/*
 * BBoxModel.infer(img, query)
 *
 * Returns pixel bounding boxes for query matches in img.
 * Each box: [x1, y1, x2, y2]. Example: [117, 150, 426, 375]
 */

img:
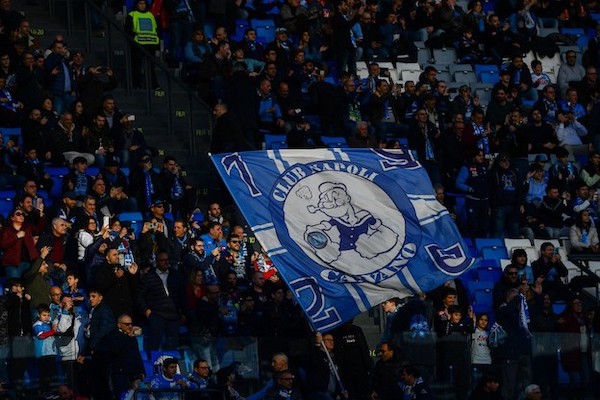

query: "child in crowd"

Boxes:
[471, 313, 492, 385]
[32, 303, 57, 392]
[530, 60, 551, 97]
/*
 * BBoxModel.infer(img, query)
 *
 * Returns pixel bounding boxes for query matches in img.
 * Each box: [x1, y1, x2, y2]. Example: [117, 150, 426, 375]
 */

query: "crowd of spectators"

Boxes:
[2, 0, 600, 399]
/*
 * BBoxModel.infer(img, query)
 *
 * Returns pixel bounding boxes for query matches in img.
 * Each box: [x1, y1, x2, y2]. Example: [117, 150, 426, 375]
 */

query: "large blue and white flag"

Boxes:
[211, 148, 477, 331]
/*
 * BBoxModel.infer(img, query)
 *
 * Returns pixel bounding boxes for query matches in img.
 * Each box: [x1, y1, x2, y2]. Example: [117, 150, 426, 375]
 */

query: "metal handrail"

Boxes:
[56, 0, 212, 156]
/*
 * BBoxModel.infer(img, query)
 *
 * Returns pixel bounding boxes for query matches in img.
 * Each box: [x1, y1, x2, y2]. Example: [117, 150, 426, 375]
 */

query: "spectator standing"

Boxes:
[125, 0, 160, 90]
[54, 295, 85, 392]
[86, 288, 115, 400]
[32, 303, 57, 392]
[331, 0, 363, 77]
[104, 313, 146, 400]
[136, 251, 186, 350]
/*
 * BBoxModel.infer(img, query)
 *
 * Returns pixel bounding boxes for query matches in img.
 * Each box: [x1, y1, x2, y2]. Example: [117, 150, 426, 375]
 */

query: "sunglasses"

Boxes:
[14, 212, 24, 217]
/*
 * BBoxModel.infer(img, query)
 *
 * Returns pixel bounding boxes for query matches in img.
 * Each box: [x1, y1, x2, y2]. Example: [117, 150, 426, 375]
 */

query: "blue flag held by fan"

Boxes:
[211, 148, 477, 331]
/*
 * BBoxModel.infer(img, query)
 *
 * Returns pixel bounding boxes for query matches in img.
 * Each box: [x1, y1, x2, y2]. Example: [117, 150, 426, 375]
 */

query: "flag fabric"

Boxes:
[211, 148, 477, 331]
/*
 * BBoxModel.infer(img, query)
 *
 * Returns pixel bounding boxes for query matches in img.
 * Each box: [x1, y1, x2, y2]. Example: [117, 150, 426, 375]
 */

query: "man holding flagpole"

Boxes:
[305, 332, 348, 400]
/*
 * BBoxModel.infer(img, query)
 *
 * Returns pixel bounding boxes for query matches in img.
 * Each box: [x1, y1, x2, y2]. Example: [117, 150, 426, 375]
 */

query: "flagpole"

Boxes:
[318, 334, 346, 396]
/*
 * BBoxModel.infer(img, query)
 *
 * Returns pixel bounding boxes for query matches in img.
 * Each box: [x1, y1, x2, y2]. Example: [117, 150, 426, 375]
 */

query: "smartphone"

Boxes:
[103, 216, 110, 228]
[554, 248, 559, 255]
[323, 8, 330, 18]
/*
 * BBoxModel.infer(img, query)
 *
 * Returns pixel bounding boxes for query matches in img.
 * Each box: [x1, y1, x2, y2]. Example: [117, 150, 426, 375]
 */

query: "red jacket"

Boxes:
[557, 310, 590, 372]
[0, 224, 39, 266]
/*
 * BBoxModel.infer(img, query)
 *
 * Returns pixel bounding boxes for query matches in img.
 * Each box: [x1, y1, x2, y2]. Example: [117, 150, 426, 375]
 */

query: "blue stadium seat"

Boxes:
[476, 264, 503, 282]
[479, 70, 500, 84]
[0, 190, 14, 199]
[474, 64, 498, 77]
[252, 18, 276, 30]
[472, 286, 493, 313]
[46, 166, 69, 176]
[50, 177, 63, 198]
[87, 166, 100, 178]
[203, 21, 216, 39]
[466, 280, 494, 298]
[320, 136, 349, 148]
[474, 238, 504, 254]
[552, 300, 567, 314]
[231, 19, 251, 42]
[264, 134, 288, 150]
[256, 25, 275, 43]
[119, 212, 144, 234]
[121, 167, 130, 177]
[481, 246, 509, 260]
[0, 198, 13, 217]
[560, 27, 585, 37]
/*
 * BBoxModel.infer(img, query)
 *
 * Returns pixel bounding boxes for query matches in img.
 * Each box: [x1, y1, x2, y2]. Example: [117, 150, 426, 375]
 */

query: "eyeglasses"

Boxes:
[14, 212, 24, 217]
[119, 322, 133, 326]
[230, 240, 241, 244]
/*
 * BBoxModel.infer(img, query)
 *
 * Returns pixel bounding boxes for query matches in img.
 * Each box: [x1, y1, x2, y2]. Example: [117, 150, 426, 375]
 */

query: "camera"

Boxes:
[148, 222, 158, 230]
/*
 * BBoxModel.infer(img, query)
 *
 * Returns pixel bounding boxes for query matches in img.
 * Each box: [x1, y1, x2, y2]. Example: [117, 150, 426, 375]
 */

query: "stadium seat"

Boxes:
[400, 69, 423, 83]
[256, 25, 275, 43]
[46, 166, 69, 176]
[320, 136, 349, 148]
[452, 70, 476, 83]
[533, 238, 561, 250]
[552, 300, 567, 315]
[49, 177, 63, 198]
[472, 286, 494, 313]
[449, 64, 473, 75]
[252, 18, 276, 30]
[87, 166, 100, 177]
[119, 212, 144, 234]
[0, 190, 14, 199]
[560, 27, 586, 37]
[433, 48, 458, 65]
[479, 70, 499, 84]
[476, 265, 503, 282]
[504, 238, 533, 252]
[264, 134, 288, 150]
[436, 71, 451, 83]
[474, 64, 498, 77]
[0, 198, 12, 217]
[467, 281, 494, 306]
[500, 259, 511, 269]
[481, 246, 509, 260]
[474, 89, 492, 106]
[474, 238, 504, 254]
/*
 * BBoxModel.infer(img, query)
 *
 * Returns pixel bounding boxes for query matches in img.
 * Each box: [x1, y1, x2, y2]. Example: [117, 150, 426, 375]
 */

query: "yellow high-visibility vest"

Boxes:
[129, 10, 159, 45]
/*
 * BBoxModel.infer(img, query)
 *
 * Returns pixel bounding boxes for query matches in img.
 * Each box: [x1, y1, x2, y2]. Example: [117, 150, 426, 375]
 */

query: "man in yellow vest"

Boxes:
[125, 0, 161, 90]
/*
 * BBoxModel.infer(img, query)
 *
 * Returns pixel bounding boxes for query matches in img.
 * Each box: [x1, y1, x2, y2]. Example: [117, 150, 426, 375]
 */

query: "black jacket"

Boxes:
[136, 268, 185, 321]
[95, 262, 139, 318]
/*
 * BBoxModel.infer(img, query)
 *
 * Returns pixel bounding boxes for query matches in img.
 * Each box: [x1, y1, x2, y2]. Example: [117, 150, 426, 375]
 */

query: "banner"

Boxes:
[211, 149, 477, 331]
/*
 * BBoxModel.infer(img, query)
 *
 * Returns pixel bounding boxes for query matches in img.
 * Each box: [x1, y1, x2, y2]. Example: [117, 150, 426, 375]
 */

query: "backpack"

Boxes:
[488, 322, 507, 348]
